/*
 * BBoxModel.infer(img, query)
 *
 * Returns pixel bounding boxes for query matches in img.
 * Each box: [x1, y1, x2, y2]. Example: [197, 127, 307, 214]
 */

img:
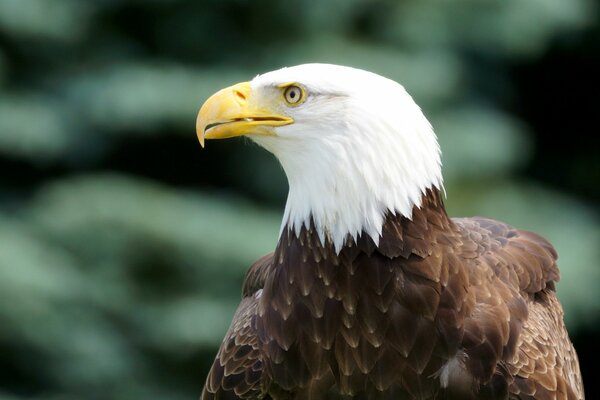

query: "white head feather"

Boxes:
[249, 64, 443, 252]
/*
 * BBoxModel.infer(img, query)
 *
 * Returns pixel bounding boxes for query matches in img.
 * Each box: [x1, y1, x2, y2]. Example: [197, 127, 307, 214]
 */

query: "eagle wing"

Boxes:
[201, 253, 274, 400]
[455, 217, 583, 400]
[507, 294, 584, 400]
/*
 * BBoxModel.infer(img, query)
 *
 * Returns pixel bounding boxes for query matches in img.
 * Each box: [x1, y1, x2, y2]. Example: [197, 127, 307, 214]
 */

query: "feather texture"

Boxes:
[200, 189, 583, 399]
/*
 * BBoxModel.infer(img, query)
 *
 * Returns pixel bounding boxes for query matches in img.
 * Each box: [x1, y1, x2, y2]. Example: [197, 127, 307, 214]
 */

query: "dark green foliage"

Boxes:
[0, 0, 597, 398]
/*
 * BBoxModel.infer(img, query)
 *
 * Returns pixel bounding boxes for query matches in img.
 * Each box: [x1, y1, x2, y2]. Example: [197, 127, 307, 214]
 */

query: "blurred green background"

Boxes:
[0, 0, 598, 399]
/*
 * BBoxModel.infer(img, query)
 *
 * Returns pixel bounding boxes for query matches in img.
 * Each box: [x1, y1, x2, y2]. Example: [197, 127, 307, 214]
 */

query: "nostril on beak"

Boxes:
[234, 90, 246, 101]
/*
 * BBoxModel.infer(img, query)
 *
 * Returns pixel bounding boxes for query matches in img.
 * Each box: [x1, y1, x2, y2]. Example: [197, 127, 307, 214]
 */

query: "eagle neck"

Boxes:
[265, 114, 444, 253]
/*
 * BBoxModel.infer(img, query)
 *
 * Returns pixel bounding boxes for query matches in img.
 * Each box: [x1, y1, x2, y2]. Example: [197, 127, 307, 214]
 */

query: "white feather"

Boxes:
[250, 64, 443, 252]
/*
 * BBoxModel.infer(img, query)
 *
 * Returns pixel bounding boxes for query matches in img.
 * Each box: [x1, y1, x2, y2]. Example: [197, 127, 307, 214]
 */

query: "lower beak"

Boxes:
[195, 81, 293, 147]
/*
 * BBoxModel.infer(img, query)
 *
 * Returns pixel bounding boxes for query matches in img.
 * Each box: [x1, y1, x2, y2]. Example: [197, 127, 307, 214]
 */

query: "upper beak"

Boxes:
[196, 81, 293, 147]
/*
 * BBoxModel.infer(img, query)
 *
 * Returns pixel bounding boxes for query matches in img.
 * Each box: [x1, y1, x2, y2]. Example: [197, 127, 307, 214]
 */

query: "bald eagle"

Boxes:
[195, 64, 584, 399]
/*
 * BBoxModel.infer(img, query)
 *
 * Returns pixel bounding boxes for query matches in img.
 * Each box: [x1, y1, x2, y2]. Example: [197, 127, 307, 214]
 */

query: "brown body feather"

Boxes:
[201, 189, 583, 399]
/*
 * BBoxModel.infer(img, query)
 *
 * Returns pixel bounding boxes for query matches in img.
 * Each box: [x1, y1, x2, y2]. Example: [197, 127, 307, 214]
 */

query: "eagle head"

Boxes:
[197, 64, 443, 251]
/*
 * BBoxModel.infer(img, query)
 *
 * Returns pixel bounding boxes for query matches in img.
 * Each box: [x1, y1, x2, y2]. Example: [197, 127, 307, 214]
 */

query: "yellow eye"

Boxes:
[283, 85, 303, 105]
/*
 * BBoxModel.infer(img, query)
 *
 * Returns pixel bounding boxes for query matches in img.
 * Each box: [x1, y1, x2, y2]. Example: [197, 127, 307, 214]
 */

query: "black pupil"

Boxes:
[289, 90, 296, 98]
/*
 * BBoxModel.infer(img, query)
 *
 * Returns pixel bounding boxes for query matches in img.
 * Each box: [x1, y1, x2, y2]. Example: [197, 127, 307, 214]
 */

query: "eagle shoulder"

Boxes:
[453, 216, 560, 297]
[201, 253, 275, 400]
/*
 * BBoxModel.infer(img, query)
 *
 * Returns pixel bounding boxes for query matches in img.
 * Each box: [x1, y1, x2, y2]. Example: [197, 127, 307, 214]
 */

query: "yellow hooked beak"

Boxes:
[196, 82, 293, 147]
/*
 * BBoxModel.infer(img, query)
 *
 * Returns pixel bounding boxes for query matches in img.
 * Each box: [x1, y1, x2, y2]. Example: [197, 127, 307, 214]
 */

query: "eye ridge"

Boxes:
[283, 85, 304, 105]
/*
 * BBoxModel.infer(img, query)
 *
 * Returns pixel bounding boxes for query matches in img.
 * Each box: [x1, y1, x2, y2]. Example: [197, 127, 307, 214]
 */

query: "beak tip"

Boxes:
[196, 111, 206, 148]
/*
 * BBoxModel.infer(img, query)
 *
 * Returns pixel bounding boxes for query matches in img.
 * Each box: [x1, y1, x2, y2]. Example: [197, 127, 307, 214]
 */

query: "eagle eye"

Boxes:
[283, 85, 304, 105]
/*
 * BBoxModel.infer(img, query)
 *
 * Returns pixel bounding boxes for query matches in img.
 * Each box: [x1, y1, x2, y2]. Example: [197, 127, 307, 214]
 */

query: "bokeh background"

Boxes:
[0, 0, 598, 399]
